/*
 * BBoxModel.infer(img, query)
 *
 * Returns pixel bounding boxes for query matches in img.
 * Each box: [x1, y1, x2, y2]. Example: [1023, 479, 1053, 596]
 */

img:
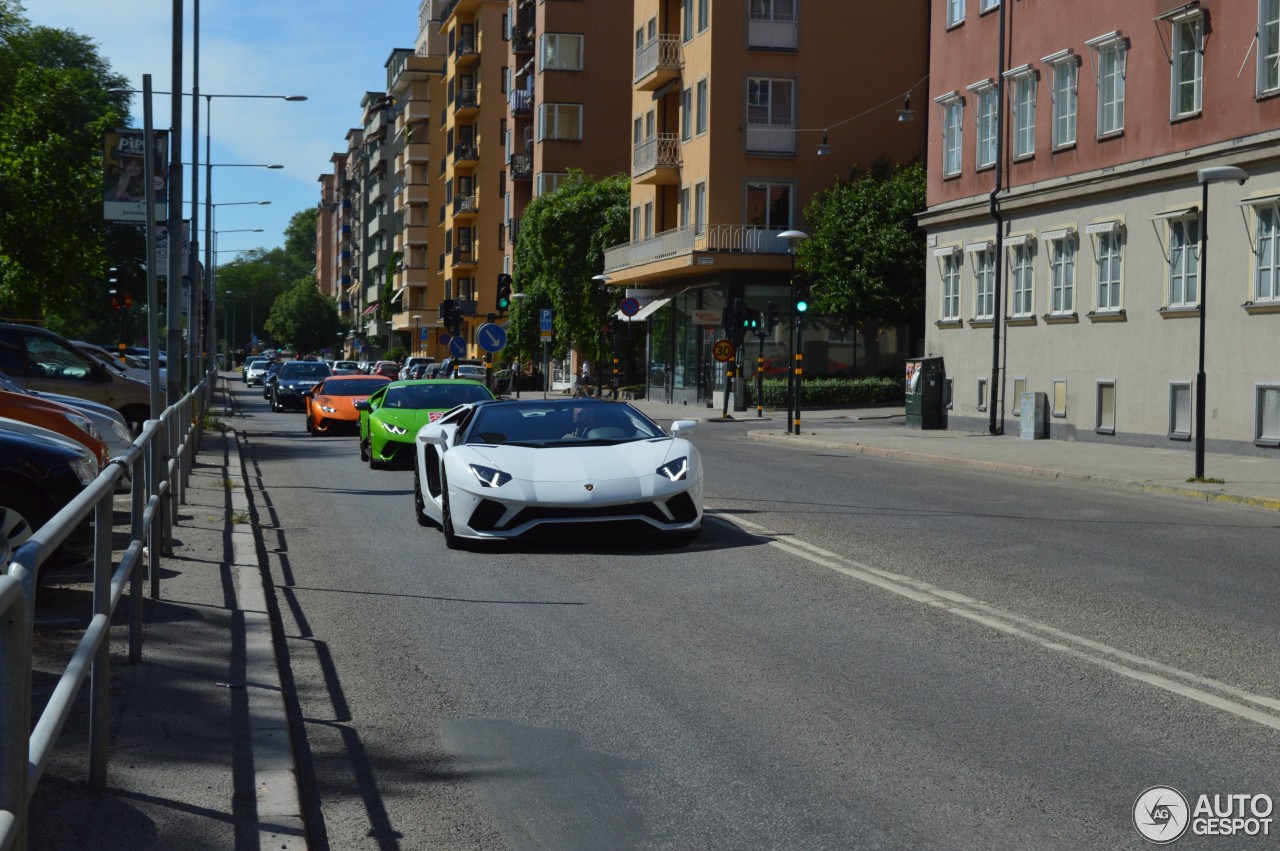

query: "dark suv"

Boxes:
[270, 361, 332, 411]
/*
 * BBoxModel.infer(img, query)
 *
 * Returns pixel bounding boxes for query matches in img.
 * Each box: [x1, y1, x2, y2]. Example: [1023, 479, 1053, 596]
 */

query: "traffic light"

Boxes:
[764, 301, 779, 334]
[742, 307, 761, 333]
[794, 275, 811, 314]
[439, 299, 459, 334]
[496, 273, 513, 313]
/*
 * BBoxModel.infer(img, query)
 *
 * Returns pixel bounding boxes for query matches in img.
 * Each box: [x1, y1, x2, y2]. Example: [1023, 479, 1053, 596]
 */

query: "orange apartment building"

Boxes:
[920, 0, 1280, 455]
[603, 0, 929, 405]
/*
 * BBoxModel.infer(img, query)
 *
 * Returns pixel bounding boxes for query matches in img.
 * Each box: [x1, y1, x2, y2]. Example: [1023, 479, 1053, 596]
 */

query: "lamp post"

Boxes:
[778, 230, 809, 434]
[413, 315, 421, 357]
[1193, 165, 1249, 479]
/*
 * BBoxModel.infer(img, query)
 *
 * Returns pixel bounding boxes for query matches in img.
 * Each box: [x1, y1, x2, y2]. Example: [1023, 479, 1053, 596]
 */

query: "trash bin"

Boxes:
[905, 357, 946, 430]
[1019, 391, 1048, 439]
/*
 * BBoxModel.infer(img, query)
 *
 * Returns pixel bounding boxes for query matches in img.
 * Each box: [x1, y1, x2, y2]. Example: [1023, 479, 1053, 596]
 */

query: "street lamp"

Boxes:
[413, 315, 421, 357]
[1194, 165, 1249, 479]
[778, 230, 809, 434]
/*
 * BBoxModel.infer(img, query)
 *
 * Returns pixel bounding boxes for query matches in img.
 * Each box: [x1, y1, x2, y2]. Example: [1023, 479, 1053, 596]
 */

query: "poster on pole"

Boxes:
[103, 129, 168, 223]
[154, 221, 189, 279]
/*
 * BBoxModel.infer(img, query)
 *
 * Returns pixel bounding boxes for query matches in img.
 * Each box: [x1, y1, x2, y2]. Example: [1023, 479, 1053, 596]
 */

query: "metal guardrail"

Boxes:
[0, 376, 212, 851]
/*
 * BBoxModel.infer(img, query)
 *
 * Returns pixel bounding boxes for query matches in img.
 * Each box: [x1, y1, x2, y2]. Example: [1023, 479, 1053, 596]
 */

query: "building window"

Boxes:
[947, 0, 965, 28]
[1095, 228, 1123, 310]
[696, 78, 708, 135]
[1088, 33, 1127, 136]
[537, 104, 583, 141]
[746, 78, 795, 154]
[1257, 385, 1280, 444]
[745, 182, 792, 229]
[943, 378, 954, 409]
[977, 377, 988, 412]
[681, 87, 693, 141]
[540, 34, 583, 71]
[1169, 12, 1204, 118]
[1010, 243, 1035, 317]
[1260, 0, 1280, 96]
[1048, 232, 1076, 313]
[1012, 377, 1026, 415]
[644, 201, 654, 238]
[972, 83, 997, 169]
[535, 172, 569, 196]
[632, 207, 641, 240]
[1170, 382, 1192, 438]
[680, 186, 690, 228]
[645, 109, 655, 139]
[694, 181, 706, 233]
[1096, 381, 1116, 434]
[1052, 379, 1067, 417]
[1254, 201, 1280, 301]
[1167, 215, 1200, 308]
[980, 0, 999, 11]
[941, 254, 961, 321]
[937, 94, 963, 177]
[698, 0, 709, 32]
[1047, 52, 1078, 148]
[973, 247, 995, 320]
[684, 0, 694, 41]
[1006, 67, 1037, 159]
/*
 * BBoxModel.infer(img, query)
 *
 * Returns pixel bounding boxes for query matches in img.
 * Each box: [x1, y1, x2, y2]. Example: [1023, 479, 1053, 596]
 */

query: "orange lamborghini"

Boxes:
[303, 374, 391, 435]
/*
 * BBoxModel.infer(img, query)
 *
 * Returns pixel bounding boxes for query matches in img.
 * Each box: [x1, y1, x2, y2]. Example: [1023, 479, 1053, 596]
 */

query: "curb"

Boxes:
[746, 431, 1280, 513]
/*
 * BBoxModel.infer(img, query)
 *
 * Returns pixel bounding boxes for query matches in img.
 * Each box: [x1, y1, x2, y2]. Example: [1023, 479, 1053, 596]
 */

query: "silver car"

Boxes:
[244, 358, 271, 386]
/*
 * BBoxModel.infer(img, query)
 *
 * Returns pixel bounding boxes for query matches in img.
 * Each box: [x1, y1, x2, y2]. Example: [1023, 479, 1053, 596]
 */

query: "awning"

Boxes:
[390, 287, 405, 304]
[361, 301, 380, 317]
[614, 284, 689, 322]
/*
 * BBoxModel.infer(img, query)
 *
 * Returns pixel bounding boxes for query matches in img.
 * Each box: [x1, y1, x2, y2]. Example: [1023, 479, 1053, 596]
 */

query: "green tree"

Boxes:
[263, 277, 343, 354]
[508, 170, 629, 364]
[216, 247, 299, 347]
[799, 159, 927, 327]
[0, 2, 130, 332]
[283, 206, 317, 272]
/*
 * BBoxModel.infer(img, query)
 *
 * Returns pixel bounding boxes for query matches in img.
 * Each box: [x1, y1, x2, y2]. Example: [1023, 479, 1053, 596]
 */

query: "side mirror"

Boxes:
[670, 419, 698, 437]
[353, 399, 370, 412]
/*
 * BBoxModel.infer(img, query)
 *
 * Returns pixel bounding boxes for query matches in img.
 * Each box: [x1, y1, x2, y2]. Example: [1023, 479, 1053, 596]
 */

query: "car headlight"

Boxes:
[65, 412, 101, 441]
[468, 464, 512, 488]
[656, 456, 689, 481]
[110, 420, 132, 442]
[320, 404, 337, 414]
[70, 456, 98, 485]
[381, 421, 408, 435]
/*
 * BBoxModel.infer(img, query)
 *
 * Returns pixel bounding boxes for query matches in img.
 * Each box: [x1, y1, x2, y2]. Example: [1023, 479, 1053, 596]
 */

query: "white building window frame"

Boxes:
[1044, 228, 1077, 315]
[935, 246, 962, 322]
[977, 376, 988, 412]
[967, 80, 997, 170]
[1052, 378, 1068, 418]
[1009, 239, 1035, 317]
[1086, 32, 1128, 138]
[540, 33, 584, 71]
[1043, 49, 1078, 150]
[1249, 198, 1280, 302]
[1012, 377, 1026, 417]
[1003, 65, 1038, 160]
[537, 103, 583, 142]
[1169, 381, 1193, 439]
[1096, 380, 1116, 434]
[935, 92, 964, 178]
[1256, 384, 1280, 445]
[967, 241, 995, 320]
[1165, 9, 1205, 119]
[1259, 0, 1280, 97]
[1166, 213, 1200, 308]
[696, 78, 709, 136]
[1086, 221, 1125, 312]
[947, 0, 965, 29]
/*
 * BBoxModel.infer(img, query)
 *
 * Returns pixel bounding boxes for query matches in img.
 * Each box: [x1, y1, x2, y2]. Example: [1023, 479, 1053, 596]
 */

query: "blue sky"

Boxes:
[27, 0, 418, 262]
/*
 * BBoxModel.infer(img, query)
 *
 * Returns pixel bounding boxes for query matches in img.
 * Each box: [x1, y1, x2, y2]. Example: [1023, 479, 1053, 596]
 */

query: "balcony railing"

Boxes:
[509, 152, 532, 180]
[507, 217, 522, 244]
[455, 38, 476, 62]
[634, 34, 682, 83]
[455, 88, 478, 113]
[509, 89, 533, 116]
[453, 194, 477, 215]
[748, 11, 799, 49]
[744, 120, 797, 154]
[451, 245, 475, 266]
[603, 224, 794, 273]
[453, 142, 478, 164]
[633, 133, 682, 176]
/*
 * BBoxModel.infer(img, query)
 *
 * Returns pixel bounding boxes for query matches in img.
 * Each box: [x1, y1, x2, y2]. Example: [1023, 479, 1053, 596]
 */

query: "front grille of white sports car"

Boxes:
[470, 499, 680, 532]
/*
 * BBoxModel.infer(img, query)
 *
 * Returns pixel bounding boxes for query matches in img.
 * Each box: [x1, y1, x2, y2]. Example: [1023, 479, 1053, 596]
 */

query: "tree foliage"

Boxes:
[263, 277, 343, 354]
[0, 1, 131, 333]
[798, 160, 926, 326]
[507, 170, 629, 363]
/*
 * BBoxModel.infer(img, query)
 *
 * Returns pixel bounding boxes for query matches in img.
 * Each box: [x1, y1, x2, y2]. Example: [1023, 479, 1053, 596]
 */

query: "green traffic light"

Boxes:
[796, 296, 809, 313]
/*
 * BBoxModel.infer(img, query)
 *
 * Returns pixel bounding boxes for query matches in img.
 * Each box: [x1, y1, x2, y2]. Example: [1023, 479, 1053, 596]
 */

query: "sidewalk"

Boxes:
[629, 398, 1280, 512]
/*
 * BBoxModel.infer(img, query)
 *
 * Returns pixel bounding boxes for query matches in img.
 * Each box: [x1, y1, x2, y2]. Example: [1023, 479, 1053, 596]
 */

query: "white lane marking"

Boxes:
[712, 514, 1280, 732]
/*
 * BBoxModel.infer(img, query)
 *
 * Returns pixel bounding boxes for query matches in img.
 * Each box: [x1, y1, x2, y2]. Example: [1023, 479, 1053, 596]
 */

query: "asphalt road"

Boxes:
[231, 381, 1280, 850]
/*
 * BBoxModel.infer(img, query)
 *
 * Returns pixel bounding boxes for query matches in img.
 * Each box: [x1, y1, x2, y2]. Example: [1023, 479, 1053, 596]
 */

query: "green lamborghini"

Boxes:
[356, 379, 495, 467]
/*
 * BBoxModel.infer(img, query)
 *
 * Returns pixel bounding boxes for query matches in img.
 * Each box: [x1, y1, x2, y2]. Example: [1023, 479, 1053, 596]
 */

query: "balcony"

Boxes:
[603, 224, 793, 274]
[634, 35, 682, 90]
[633, 133, 682, 185]
[507, 217, 521, 244]
[454, 36, 477, 67]
[509, 89, 533, 117]
[454, 88, 479, 117]
[404, 142, 430, 164]
[404, 99, 432, 124]
[509, 152, 532, 180]
[453, 142, 478, 166]
[744, 121, 797, 155]
[451, 245, 476, 267]
[748, 10, 799, 50]
[453, 193, 478, 218]
[404, 183, 429, 205]
[403, 224, 429, 246]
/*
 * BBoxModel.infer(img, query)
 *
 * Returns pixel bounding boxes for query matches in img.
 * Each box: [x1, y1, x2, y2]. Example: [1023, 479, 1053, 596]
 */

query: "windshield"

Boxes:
[382, 382, 492, 410]
[318, 378, 387, 397]
[466, 401, 666, 447]
[280, 363, 331, 380]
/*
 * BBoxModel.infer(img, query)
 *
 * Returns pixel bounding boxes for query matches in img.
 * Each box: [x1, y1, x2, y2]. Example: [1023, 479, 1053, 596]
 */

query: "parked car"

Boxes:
[73, 341, 167, 385]
[331, 360, 360, 375]
[303, 375, 391, 435]
[372, 361, 400, 379]
[243, 357, 271, 385]
[261, 362, 285, 400]
[269, 360, 332, 412]
[0, 389, 109, 470]
[356, 379, 495, 468]
[454, 364, 488, 382]
[411, 398, 703, 548]
[0, 419, 98, 562]
[398, 356, 436, 380]
[0, 322, 154, 432]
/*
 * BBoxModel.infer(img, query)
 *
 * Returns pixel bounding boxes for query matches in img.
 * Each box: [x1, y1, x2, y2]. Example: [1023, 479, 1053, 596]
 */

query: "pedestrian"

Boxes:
[576, 359, 591, 397]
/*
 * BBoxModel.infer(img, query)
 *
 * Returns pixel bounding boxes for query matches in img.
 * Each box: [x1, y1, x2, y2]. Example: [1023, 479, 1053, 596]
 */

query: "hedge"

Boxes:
[744, 376, 903, 408]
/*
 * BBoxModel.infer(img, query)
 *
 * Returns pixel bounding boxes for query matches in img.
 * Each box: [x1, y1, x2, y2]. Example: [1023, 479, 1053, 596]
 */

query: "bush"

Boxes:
[744, 376, 902, 408]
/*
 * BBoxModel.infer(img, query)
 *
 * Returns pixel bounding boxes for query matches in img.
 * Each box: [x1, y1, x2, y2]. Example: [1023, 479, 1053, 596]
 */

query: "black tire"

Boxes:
[359, 437, 370, 462]
[0, 484, 44, 550]
[441, 470, 462, 549]
[306, 414, 317, 436]
[413, 464, 432, 527]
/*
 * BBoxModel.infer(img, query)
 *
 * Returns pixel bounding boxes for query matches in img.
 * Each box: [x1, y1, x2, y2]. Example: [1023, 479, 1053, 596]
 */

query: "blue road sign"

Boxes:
[476, 322, 507, 353]
[620, 297, 640, 317]
[448, 336, 467, 358]
[539, 308, 553, 332]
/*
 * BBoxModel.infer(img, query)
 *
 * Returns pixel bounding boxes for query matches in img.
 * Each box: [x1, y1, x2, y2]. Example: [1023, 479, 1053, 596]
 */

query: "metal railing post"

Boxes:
[0, 575, 29, 850]
[88, 486, 114, 789]
[129, 451, 145, 663]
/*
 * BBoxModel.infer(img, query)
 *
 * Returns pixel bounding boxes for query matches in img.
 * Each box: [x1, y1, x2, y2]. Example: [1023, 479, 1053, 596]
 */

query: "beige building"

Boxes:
[920, 0, 1280, 455]
[604, 0, 929, 404]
